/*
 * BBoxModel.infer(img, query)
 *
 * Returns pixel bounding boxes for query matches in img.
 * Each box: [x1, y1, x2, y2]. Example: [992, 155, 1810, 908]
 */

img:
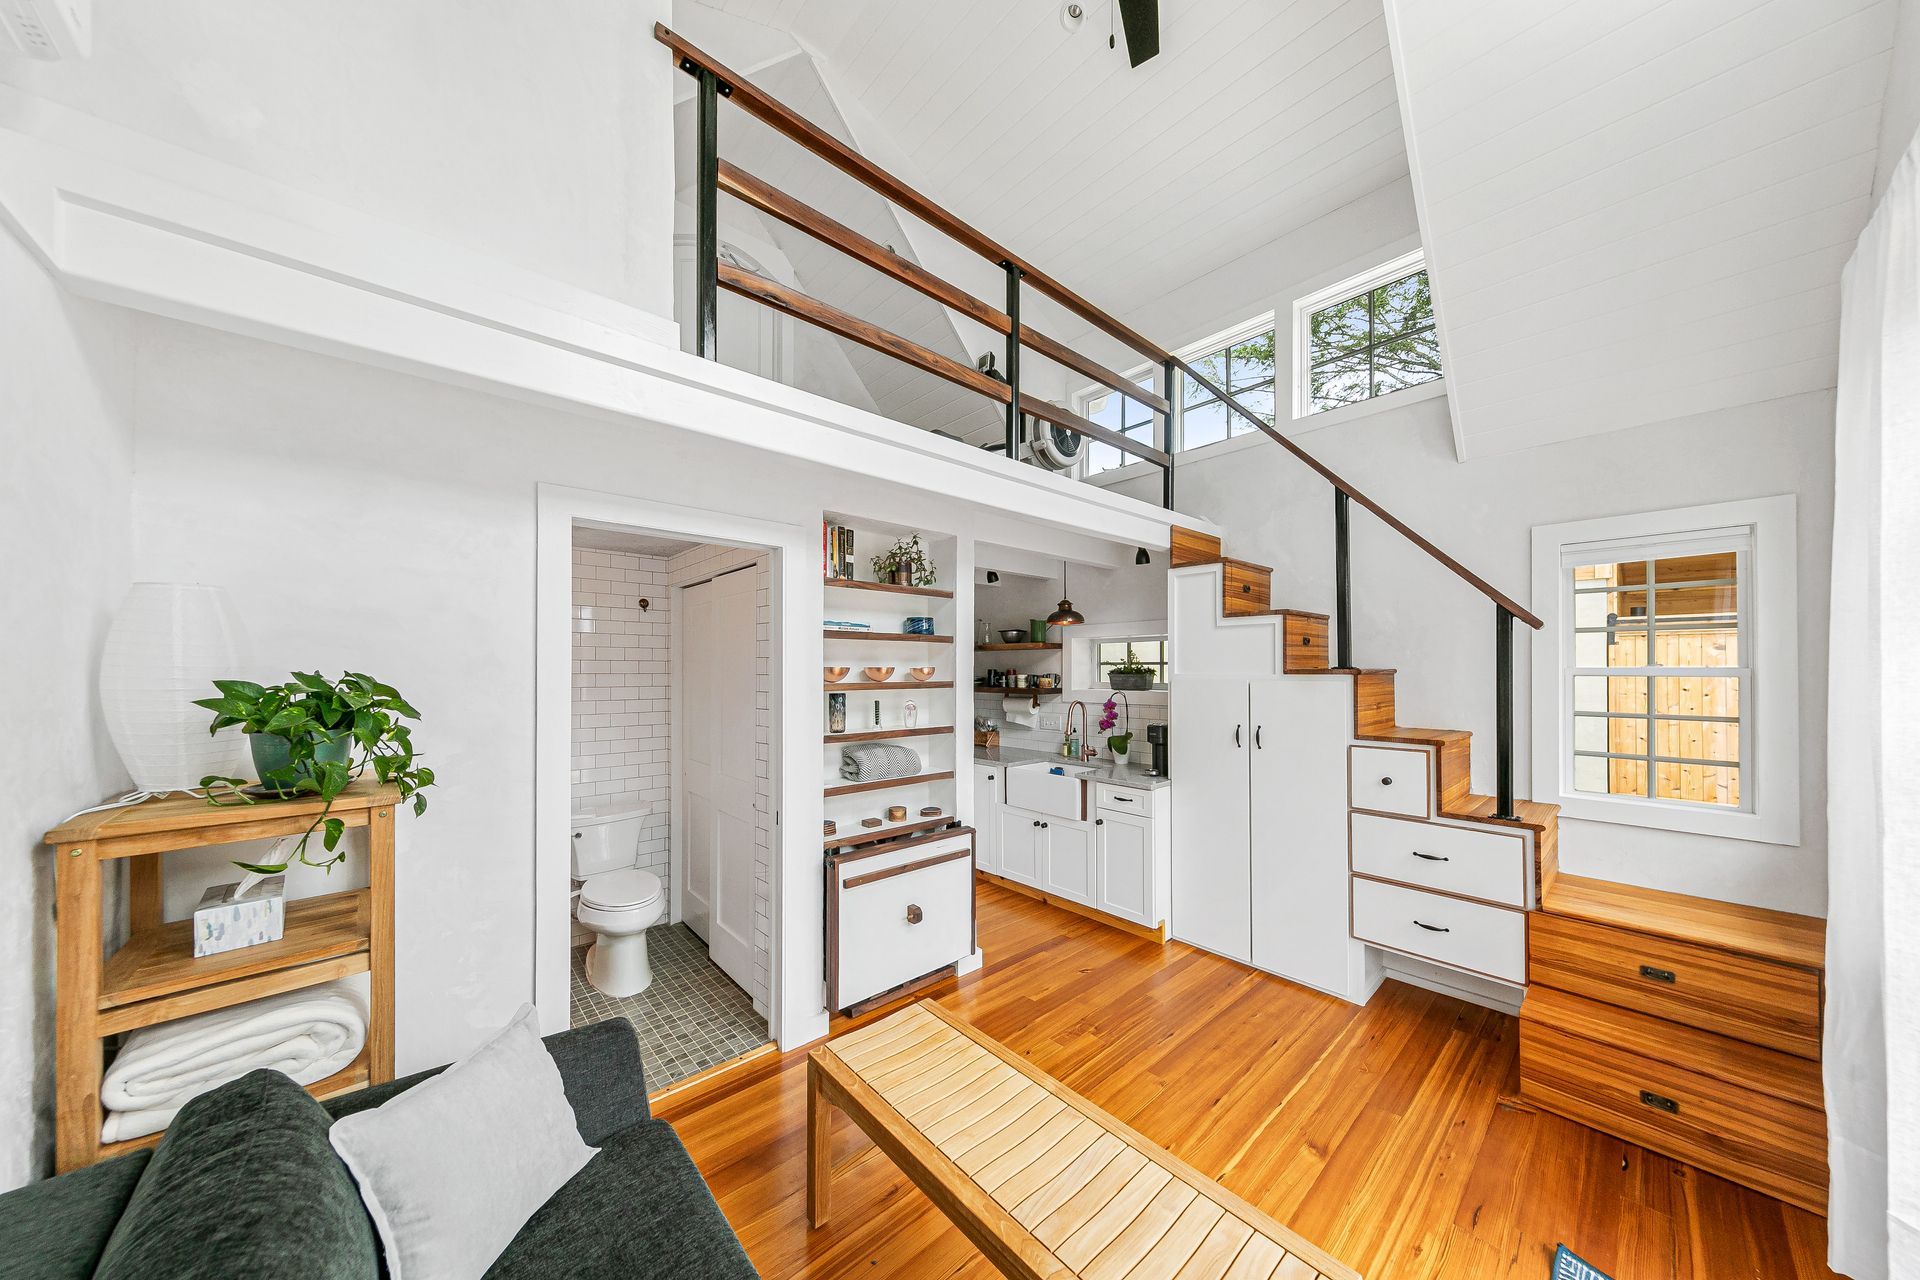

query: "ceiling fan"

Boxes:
[1065, 1, 1160, 68]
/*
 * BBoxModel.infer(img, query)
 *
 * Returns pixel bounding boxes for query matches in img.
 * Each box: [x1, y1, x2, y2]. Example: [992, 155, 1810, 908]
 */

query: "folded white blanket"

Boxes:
[101, 981, 368, 1142]
[840, 743, 921, 782]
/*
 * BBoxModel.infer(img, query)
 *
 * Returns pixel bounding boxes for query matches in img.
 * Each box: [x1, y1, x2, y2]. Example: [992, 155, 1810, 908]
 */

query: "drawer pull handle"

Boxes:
[1234, 724, 1242, 747]
[1410, 851, 1450, 862]
[905, 904, 923, 925]
[1413, 919, 1450, 933]
[1638, 964, 1677, 984]
[1639, 1090, 1679, 1114]
[1255, 725, 1263, 749]
[1380, 776, 1394, 786]
[1114, 795, 1135, 802]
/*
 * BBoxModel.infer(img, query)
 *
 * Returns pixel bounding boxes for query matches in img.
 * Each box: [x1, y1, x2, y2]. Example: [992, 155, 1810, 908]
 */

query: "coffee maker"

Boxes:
[1146, 722, 1169, 777]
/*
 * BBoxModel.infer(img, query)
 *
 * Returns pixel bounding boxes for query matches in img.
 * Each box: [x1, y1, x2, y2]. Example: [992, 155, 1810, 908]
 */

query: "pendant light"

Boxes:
[1046, 566, 1085, 626]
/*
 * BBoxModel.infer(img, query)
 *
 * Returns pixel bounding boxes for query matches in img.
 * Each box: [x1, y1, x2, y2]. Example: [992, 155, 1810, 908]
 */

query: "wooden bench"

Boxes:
[808, 1001, 1359, 1280]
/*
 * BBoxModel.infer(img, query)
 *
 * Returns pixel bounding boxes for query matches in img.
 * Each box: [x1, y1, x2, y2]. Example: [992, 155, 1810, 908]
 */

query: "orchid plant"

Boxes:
[1100, 696, 1133, 756]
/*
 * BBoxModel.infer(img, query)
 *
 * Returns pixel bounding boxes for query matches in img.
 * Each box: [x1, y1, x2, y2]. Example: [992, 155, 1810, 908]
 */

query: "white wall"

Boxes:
[0, 0, 676, 321]
[1879, 0, 1920, 201]
[0, 228, 135, 1189]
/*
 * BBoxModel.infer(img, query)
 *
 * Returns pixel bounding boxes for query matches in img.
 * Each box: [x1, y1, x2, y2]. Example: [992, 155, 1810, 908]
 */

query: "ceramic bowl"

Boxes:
[862, 666, 895, 682]
[908, 666, 937, 682]
[997, 628, 1028, 644]
[824, 666, 851, 683]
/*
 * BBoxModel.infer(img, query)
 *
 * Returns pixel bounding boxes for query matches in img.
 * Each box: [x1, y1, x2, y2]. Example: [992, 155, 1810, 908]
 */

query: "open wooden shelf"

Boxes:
[824, 770, 956, 799]
[826, 680, 954, 691]
[823, 814, 958, 849]
[977, 642, 1061, 652]
[825, 727, 952, 743]
[94, 1044, 373, 1162]
[824, 629, 954, 643]
[824, 578, 954, 600]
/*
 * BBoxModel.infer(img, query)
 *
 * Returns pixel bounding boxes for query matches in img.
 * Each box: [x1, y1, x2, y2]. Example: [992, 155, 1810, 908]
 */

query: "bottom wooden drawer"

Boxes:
[1519, 1016, 1828, 1214]
[830, 833, 975, 1012]
[1350, 876, 1527, 983]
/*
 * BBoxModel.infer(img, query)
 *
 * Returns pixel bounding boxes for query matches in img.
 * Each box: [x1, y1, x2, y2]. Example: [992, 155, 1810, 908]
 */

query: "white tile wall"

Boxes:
[978, 687, 1170, 761]
[667, 543, 775, 1017]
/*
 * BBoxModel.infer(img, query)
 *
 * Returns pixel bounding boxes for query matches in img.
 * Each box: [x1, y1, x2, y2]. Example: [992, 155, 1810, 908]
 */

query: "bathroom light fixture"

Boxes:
[1135, 547, 1151, 565]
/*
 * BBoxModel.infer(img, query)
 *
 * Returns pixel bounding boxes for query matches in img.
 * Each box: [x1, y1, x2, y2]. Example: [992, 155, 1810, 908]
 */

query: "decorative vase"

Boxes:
[892, 565, 914, 586]
[1107, 736, 1133, 768]
[828, 693, 847, 734]
[99, 583, 251, 793]
[248, 730, 351, 798]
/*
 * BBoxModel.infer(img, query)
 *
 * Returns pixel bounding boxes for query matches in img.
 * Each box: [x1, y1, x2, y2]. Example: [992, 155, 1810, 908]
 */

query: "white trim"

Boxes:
[1064, 622, 1172, 691]
[1290, 247, 1435, 423]
[1529, 495, 1800, 845]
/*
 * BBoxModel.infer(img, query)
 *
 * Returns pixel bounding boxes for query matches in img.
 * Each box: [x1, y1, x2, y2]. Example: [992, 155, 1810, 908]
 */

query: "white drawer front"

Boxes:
[1094, 783, 1156, 817]
[834, 835, 974, 1009]
[1350, 745, 1429, 817]
[1350, 813, 1528, 907]
[1350, 876, 1526, 984]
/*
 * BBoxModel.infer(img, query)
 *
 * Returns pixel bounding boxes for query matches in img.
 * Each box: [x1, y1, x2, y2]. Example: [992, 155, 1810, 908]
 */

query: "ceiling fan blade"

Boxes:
[1117, 0, 1160, 67]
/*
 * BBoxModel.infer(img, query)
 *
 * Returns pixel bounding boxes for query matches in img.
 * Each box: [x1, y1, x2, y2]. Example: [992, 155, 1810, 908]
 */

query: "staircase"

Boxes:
[1171, 525, 1560, 905]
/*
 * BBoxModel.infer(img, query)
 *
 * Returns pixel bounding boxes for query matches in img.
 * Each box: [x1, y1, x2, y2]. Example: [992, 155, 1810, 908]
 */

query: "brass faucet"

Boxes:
[1065, 700, 1097, 762]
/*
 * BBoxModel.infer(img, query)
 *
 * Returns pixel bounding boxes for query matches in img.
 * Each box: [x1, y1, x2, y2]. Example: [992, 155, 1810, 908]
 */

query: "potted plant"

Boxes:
[194, 671, 435, 873]
[1106, 646, 1156, 691]
[871, 533, 937, 587]
[1100, 696, 1133, 766]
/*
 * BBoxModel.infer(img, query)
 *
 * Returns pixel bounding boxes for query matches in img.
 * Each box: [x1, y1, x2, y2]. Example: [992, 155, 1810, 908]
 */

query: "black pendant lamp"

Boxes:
[1047, 567, 1084, 626]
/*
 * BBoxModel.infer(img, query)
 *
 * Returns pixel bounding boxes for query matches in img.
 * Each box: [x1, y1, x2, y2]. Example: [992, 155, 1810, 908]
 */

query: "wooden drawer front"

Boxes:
[1350, 813, 1528, 907]
[1530, 913, 1821, 1058]
[1351, 877, 1527, 984]
[1220, 561, 1272, 616]
[1281, 612, 1328, 672]
[1349, 745, 1429, 818]
[1094, 783, 1155, 818]
[1520, 1018, 1827, 1214]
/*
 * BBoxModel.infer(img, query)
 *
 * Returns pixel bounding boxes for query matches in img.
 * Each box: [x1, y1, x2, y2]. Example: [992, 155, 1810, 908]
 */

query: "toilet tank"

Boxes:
[570, 804, 651, 878]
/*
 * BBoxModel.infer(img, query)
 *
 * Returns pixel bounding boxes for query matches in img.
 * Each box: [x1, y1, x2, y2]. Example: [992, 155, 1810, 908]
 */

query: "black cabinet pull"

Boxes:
[1254, 725, 1263, 749]
[1638, 964, 1677, 984]
[1031, 820, 1040, 828]
[1095, 818, 1105, 826]
[1639, 1090, 1679, 1114]
[1234, 724, 1242, 747]
[1041, 822, 1049, 829]
[1413, 919, 1449, 933]
[905, 904, 923, 925]
[1410, 851, 1449, 862]
[1380, 776, 1394, 786]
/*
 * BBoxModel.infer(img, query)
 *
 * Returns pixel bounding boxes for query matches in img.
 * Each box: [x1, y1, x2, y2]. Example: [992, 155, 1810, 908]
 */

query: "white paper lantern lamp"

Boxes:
[99, 583, 250, 794]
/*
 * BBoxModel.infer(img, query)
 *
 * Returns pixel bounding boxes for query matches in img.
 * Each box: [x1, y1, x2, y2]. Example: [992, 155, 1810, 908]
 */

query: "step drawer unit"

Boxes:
[826, 828, 975, 1013]
[1350, 812, 1530, 909]
[1350, 877, 1528, 984]
[1348, 745, 1430, 818]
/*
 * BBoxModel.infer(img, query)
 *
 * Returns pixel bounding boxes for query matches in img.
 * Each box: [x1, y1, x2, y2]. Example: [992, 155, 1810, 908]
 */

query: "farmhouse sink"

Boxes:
[1005, 762, 1098, 821]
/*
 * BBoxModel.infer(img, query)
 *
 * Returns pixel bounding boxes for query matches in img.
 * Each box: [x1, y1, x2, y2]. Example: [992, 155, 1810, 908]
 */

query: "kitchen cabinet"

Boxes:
[1093, 810, 1152, 924]
[1041, 818, 1094, 901]
[826, 828, 976, 1012]
[1169, 678, 1254, 962]
[972, 761, 1003, 874]
[995, 805, 1044, 887]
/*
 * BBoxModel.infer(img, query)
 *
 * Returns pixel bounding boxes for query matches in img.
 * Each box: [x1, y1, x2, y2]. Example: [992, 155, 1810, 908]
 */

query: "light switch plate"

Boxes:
[1035, 710, 1065, 732]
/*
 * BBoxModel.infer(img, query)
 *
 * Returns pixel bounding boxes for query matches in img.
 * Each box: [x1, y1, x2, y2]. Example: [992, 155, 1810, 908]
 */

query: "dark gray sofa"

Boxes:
[0, 1018, 759, 1278]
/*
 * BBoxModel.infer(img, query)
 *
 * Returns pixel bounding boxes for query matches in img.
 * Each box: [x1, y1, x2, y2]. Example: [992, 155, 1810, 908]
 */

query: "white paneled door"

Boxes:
[682, 567, 759, 993]
[1169, 677, 1252, 962]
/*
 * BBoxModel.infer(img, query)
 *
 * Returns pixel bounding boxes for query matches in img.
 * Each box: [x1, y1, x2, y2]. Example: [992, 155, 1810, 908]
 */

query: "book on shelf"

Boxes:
[821, 521, 855, 580]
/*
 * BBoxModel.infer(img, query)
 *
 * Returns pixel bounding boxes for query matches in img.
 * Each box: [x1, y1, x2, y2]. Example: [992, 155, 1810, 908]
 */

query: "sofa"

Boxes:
[0, 1018, 759, 1278]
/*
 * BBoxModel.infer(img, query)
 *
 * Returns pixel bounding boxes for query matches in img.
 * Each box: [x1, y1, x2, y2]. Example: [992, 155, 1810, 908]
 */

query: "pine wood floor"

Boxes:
[656, 880, 1835, 1280]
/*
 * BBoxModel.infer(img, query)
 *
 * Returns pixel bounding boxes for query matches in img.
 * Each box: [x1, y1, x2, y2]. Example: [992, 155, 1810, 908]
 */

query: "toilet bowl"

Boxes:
[571, 804, 664, 998]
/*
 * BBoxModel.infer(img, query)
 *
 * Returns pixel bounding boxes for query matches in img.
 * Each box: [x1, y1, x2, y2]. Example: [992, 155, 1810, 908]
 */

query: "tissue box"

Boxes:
[193, 875, 286, 957]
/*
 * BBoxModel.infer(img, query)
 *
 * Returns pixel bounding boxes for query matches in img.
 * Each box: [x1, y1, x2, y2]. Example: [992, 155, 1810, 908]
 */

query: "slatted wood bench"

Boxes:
[808, 1001, 1359, 1280]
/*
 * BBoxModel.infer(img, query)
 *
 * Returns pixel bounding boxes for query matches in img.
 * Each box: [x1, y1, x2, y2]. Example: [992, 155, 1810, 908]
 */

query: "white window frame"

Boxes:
[1089, 634, 1170, 691]
[1529, 495, 1800, 845]
[1064, 620, 1170, 691]
[1291, 248, 1440, 422]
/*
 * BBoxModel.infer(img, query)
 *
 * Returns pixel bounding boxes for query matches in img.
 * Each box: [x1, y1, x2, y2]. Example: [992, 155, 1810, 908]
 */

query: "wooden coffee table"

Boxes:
[808, 1001, 1359, 1280]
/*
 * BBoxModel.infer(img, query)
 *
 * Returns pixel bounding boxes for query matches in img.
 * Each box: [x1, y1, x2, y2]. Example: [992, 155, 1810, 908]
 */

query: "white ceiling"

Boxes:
[572, 524, 705, 558]
[1386, 0, 1899, 456]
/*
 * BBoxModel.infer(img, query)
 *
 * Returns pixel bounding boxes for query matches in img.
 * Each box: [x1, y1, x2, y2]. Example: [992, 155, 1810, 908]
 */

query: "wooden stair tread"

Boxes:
[1263, 608, 1328, 620]
[1541, 873, 1824, 971]
[1187, 554, 1274, 575]
[1444, 792, 1559, 832]
[1358, 725, 1471, 745]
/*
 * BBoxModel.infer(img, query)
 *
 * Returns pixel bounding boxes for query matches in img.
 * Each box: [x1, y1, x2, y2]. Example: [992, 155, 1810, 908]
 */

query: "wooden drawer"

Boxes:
[1350, 876, 1527, 984]
[1094, 783, 1155, 818]
[1530, 912, 1821, 1058]
[1349, 812, 1528, 907]
[1349, 745, 1429, 818]
[1220, 559, 1271, 616]
[829, 832, 975, 1012]
[1519, 1012, 1827, 1214]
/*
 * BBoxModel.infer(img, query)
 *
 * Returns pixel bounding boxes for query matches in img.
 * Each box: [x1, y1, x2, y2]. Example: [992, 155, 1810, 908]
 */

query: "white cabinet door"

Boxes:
[1042, 820, 1094, 904]
[996, 806, 1044, 887]
[1248, 678, 1355, 996]
[973, 763, 1003, 875]
[1170, 677, 1252, 962]
[1094, 812, 1154, 926]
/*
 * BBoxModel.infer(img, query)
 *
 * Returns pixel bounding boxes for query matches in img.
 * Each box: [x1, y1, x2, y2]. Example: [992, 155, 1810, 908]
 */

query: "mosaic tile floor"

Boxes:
[569, 923, 769, 1087]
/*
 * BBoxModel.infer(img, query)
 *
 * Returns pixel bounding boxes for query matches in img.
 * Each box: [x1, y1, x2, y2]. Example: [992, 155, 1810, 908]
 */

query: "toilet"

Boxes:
[571, 804, 665, 998]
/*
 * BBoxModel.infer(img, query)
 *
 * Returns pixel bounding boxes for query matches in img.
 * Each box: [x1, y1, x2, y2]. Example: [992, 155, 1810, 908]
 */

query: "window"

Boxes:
[1093, 637, 1168, 688]
[1083, 374, 1162, 476]
[1531, 497, 1799, 844]
[1292, 250, 1442, 418]
[1180, 324, 1275, 451]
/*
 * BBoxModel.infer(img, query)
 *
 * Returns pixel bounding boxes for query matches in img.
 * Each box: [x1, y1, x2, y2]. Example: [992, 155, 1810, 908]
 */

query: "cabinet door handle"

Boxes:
[1095, 818, 1105, 826]
[1113, 795, 1135, 803]
[1380, 776, 1395, 786]
[905, 904, 923, 925]
[1234, 724, 1242, 747]
[1410, 851, 1450, 862]
[1254, 725, 1263, 749]
[1032, 820, 1040, 827]
[1639, 1090, 1679, 1114]
[1413, 919, 1450, 933]
[1638, 964, 1677, 984]
[1041, 821, 1049, 829]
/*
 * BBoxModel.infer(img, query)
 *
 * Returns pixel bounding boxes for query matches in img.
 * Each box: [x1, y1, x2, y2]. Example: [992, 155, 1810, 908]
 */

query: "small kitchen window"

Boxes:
[1093, 637, 1168, 688]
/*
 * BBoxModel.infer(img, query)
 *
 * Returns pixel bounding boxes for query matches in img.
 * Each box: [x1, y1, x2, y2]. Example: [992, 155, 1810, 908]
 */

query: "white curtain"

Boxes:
[1829, 131, 1920, 1280]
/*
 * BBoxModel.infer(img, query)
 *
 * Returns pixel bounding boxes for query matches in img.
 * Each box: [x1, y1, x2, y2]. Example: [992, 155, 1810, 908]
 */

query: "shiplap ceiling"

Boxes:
[695, 0, 1410, 346]
[1386, 0, 1899, 456]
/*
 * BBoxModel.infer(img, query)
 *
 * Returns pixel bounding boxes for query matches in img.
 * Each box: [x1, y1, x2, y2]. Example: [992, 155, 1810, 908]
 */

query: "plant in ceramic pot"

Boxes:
[871, 533, 937, 587]
[194, 671, 434, 873]
[1100, 696, 1133, 764]
[1106, 646, 1156, 691]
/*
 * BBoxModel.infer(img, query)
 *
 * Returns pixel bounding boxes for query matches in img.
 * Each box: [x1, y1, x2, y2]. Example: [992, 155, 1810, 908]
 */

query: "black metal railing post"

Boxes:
[1003, 264, 1023, 459]
[1334, 490, 1352, 669]
[693, 63, 720, 360]
[1495, 604, 1515, 820]
[1161, 358, 1176, 509]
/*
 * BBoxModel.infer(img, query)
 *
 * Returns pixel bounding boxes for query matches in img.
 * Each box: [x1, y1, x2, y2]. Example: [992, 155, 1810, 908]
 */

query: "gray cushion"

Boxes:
[0, 1147, 151, 1279]
[483, 1119, 757, 1279]
[94, 1069, 379, 1280]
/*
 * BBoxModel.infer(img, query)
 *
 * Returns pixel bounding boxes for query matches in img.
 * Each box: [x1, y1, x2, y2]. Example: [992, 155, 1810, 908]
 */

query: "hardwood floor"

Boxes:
[657, 880, 1835, 1279]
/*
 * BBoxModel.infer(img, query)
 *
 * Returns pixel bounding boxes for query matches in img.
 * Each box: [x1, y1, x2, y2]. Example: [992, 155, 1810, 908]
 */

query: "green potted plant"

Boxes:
[194, 671, 434, 873]
[871, 533, 937, 587]
[1106, 647, 1156, 691]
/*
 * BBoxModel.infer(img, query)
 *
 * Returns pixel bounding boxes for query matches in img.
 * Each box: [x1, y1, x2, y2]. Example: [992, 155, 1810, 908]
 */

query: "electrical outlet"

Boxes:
[1035, 711, 1065, 732]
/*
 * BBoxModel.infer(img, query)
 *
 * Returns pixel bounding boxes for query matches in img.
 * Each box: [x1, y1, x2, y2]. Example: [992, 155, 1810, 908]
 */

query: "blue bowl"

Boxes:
[903, 616, 935, 635]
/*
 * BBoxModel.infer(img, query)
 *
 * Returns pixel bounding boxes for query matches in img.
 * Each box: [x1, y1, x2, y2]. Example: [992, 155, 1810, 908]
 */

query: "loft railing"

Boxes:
[657, 24, 1545, 819]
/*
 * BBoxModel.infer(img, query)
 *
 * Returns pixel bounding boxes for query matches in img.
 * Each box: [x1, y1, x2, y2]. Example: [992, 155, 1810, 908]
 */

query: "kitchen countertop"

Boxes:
[974, 746, 1173, 791]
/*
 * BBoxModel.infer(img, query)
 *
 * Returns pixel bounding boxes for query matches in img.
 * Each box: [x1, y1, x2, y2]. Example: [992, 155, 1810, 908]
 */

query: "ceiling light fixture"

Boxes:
[1060, 3, 1084, 33]
[1135, 548, 1151, 565]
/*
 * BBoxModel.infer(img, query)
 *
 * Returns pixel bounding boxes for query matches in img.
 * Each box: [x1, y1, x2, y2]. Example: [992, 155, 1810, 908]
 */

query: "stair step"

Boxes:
[1170, 527, 1222, 567]
[1219, 559, 1272, 616]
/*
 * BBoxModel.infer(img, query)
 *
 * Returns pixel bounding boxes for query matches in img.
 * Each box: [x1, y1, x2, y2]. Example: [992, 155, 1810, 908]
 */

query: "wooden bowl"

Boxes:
[862, 666, 895, 682]
[823, 666, 851, 683]
[908, 667, 937, 682]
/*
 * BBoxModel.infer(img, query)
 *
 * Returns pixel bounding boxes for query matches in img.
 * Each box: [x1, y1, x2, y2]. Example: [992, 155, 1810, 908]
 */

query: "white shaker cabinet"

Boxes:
[1093, 809, 1153, 925]
[996, 805, 1045, 888]
[1041, 818, 1094, 902]
[1169, 677, 1254, 962]
[973, 761, 1003, 875]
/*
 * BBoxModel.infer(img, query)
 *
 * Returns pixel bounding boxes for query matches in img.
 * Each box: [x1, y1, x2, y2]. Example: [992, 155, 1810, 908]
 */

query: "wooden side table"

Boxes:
[43, 780, 399, 1172]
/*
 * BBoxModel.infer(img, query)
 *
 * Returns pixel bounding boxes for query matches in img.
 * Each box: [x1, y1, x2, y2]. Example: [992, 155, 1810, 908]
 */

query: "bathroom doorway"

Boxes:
[564, 524, 772, 1087]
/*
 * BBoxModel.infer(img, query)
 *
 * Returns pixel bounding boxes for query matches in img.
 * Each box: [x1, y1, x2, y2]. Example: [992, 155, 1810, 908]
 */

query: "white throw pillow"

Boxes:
[329, 1005, 596, 1280]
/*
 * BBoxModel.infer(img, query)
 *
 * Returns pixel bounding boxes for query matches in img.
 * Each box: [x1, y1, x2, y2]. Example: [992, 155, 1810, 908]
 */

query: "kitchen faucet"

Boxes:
[1064, 700, 1097, 762]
